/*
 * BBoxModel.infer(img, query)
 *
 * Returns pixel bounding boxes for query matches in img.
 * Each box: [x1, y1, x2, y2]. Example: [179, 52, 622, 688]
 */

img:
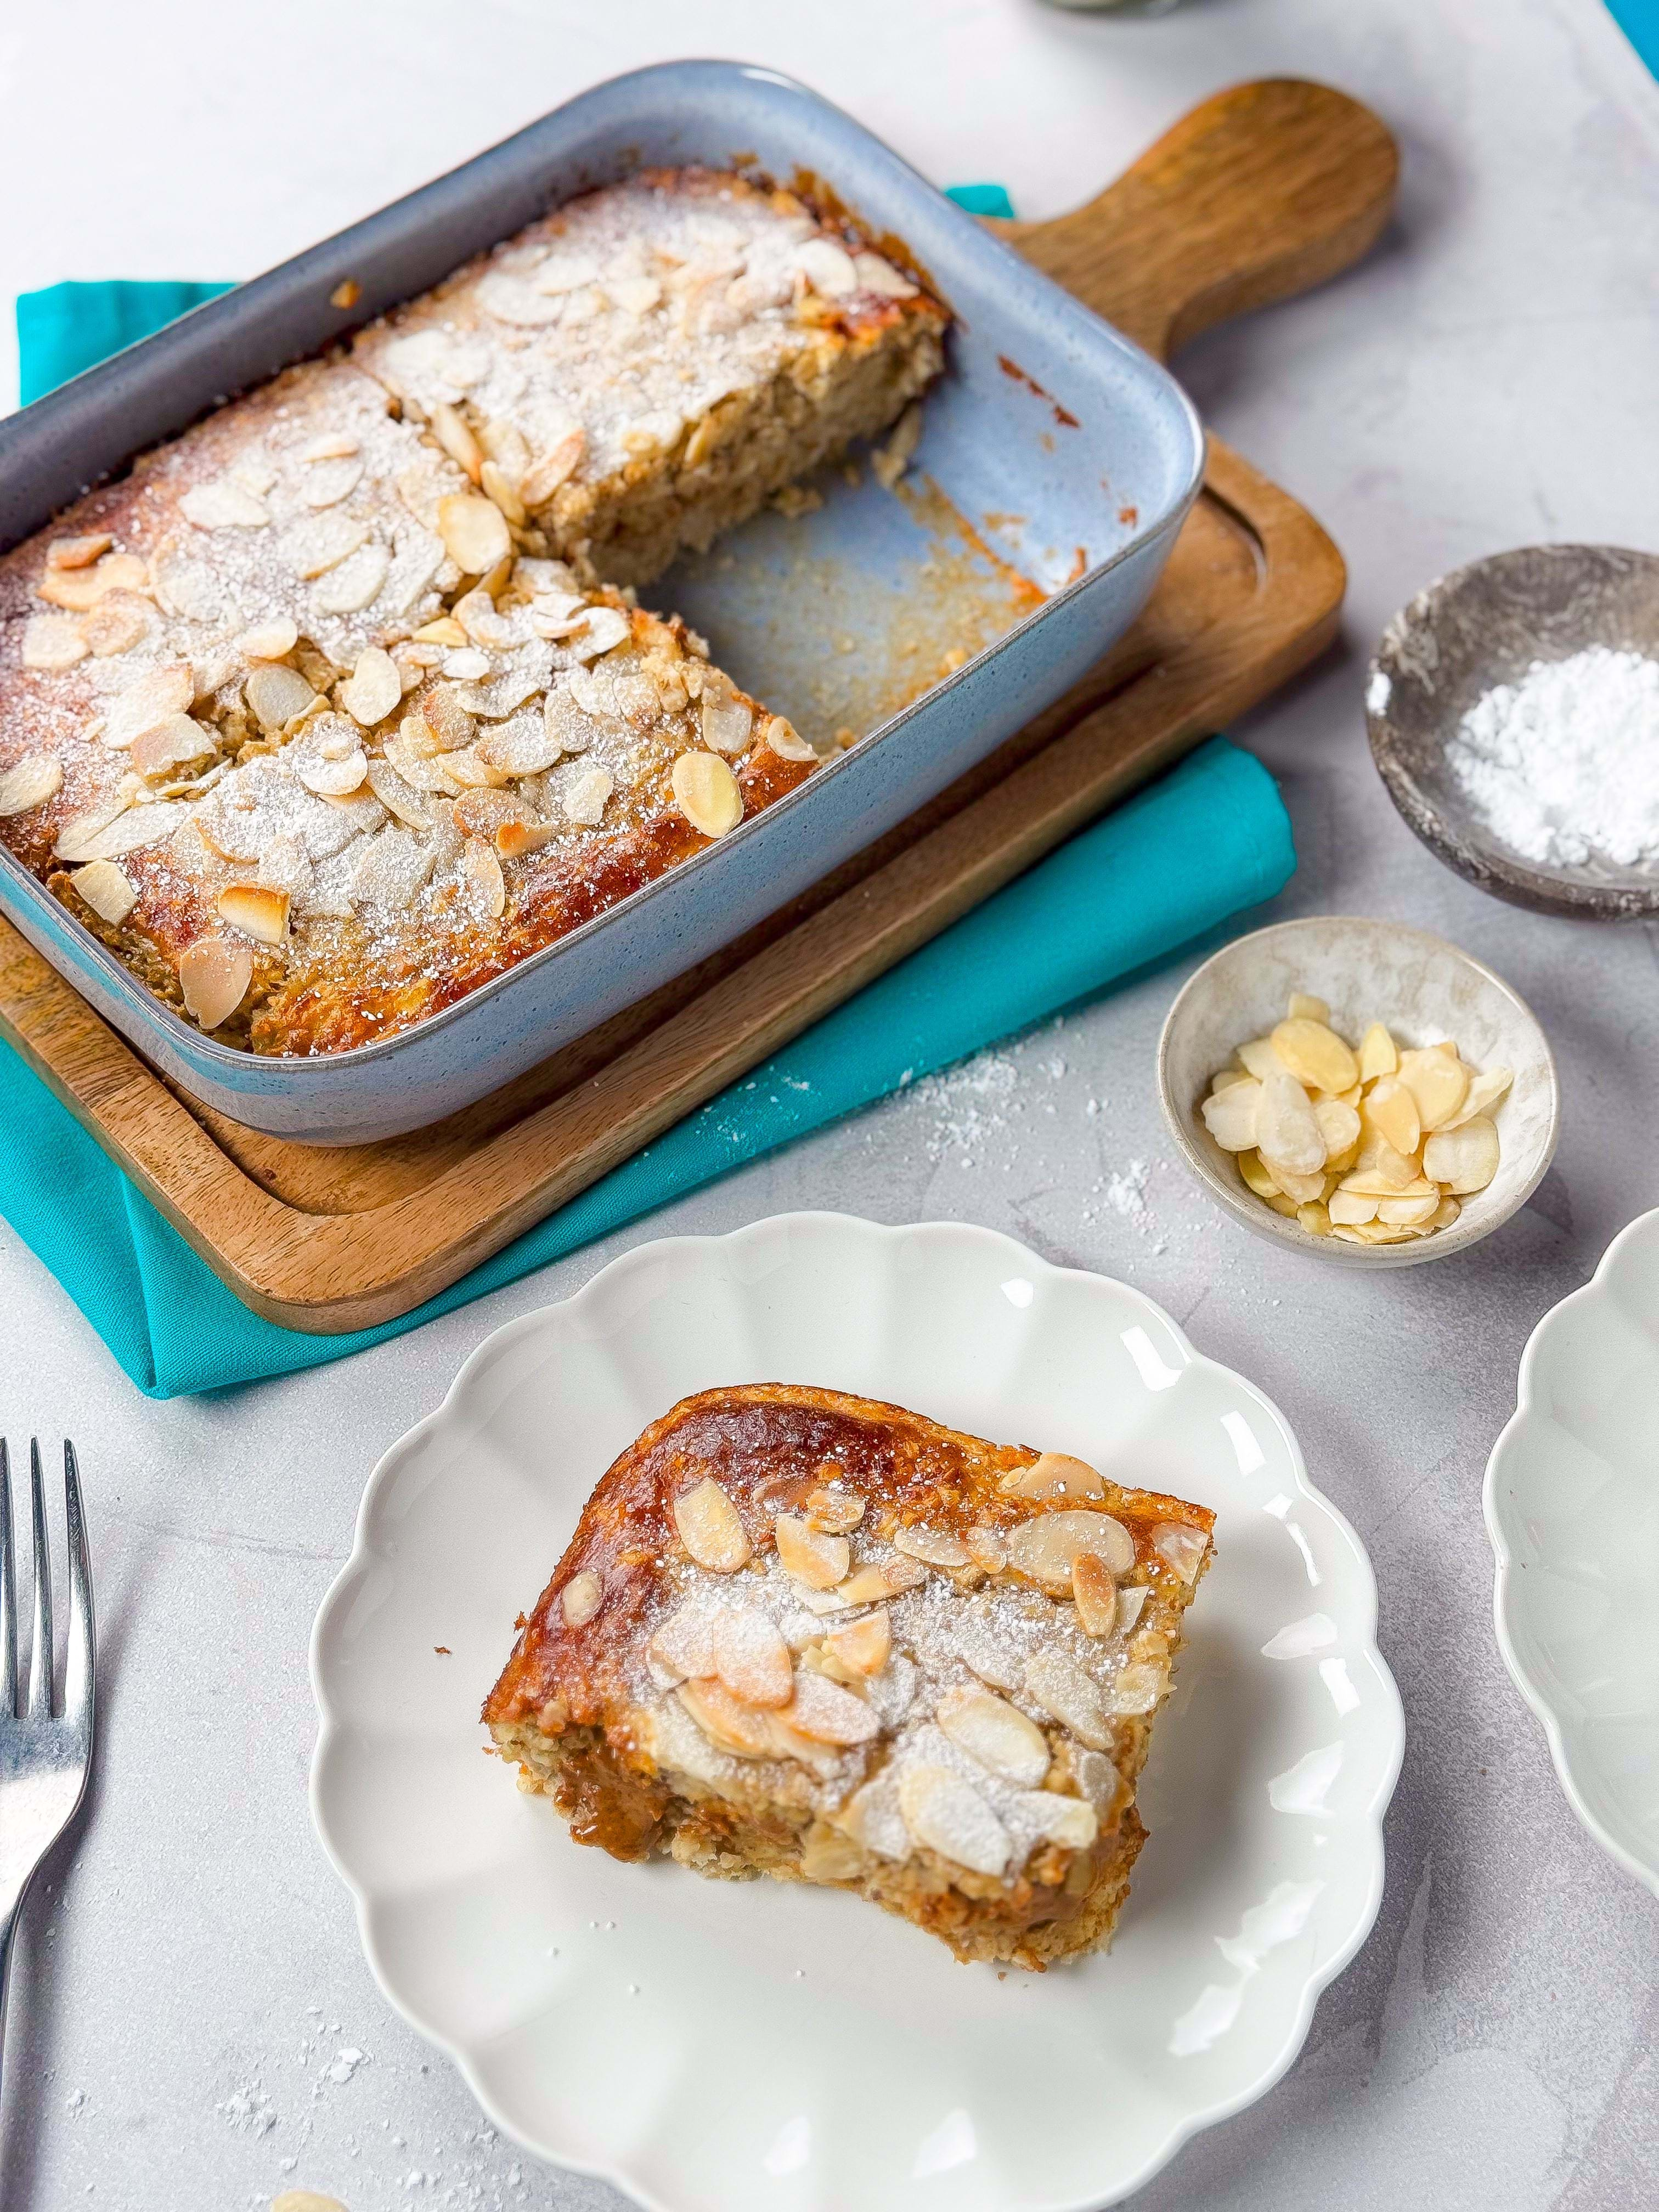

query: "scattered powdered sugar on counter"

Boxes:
[1446, 645, 1659, 868]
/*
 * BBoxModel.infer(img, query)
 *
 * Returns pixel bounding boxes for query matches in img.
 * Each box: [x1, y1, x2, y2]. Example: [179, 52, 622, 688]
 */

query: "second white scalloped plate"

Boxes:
[311, 1215, 1402, 2212]
[1487, 1206, 1659, 1895]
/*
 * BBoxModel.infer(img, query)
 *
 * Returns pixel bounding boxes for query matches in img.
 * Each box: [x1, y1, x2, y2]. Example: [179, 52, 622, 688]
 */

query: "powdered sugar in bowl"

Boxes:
[1367, 543, 1659, 918]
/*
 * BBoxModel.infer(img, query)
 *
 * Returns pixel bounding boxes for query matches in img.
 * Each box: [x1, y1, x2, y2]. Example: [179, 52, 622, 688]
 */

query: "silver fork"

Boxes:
[0, 1441, 94, 2087]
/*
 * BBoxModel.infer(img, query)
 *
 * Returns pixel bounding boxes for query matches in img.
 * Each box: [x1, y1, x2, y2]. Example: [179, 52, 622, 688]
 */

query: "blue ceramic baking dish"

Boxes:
[0, 59, 1203, 1143]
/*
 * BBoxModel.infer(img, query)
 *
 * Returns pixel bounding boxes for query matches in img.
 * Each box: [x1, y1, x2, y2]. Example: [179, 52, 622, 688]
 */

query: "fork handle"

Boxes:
[0, 1889, 20, 2092]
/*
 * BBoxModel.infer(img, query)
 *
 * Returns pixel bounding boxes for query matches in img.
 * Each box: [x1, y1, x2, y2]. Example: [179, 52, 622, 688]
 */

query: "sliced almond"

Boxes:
[936, 1685, 1049, 1787]
[1237, 1148, 1280, 1199]
[1199, 1077, 1262, 1152]
[838, 1558, 926, 1604]
[1441, 1064, 1513, 1128]
[1272, 1017, 1358, 1093]
[297, 751, 370, 798]
[1287, 991, 1329, 1022]
[81, 597, 152, 657]
[998, 1453, 1105, 1504]
[766, 716, 818, 764]
[963, 1525, 1009, 1574]
[673, 1477, 751, 1573]
[783, 1668, 881, 1746]
[823, 1609, 890, 1676]
[496, 818, 557, 860]
[104, 663, 195, 749]
[46, 532, 114, 571]
[1328, 1189, 1379, 1226]
[1262, 1161, 1326, 1205]
[561, 1571, 603, 1627]
[677, 1678, 774, 1758]
[775, 1514, 849, 1589]
[1237, 1036, 1288, 1081]
[479, 460, 526, 525]
[462, 837, 507, 917]
[804, 1488, 866, 1534]
[1071, 1551, 1117, 1637]
[131, 713, 215, 778]
[20, 613, 88, 671]
[700, 694, 753, 757]
[672, 750, 742, 839]
[60, 801, 187, 862]
[1357, 1021, 1398, 1081]
[562, 766, 612, 827]
[1256, 1071, 1326, 1176]
[1422, 1115, 1500, 1194]
[364, 757, 432, 830]
[1397, 1045, 1469, 1131]
[650, 1605, 718, 1682]
[245, 663, 319, 735]
[1153, 1521, 1209, 1582]
[312, 542, 390, 614]
[217, 882, 290, 944]
[1005, 1509, 1135, 1592]
[853, 250, 919, 299]
[428, 401, 483, 483]
[1211, 1066, 1252, 1094]
[520, 428, 586, 507]
[0, 754, 63, 816]
[1345, 1136, 1419, 1193]
[340, 646, 402, 729]
[1362, 1076, 1421, 1156]
[897, 1763, 1012, 1877]
[1023, 1648, 1111, 1751]
[180, 479, 269, 530]
[1376, 1192, 1439, 1226]
[1017, 1791, 1098, 1852]
[712, 1606, 793, 1708]
[1312, 1096, 1361, 1163]
[37, 552, 148, 611]
[178, 937, 253, 1030]
[892, 1526, 972, 1568]
[1297, 1200, 1333, 1237]
[437, 493, 511, 578]
[69, 858, 137, 925]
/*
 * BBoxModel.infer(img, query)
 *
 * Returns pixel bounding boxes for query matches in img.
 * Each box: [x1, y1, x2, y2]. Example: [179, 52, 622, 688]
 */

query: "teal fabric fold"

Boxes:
[944, 184, 1017, 219]
[4, 276, 1295, 1398]
[16, 280, 234, 404]
[1606, 1, 1659, 78]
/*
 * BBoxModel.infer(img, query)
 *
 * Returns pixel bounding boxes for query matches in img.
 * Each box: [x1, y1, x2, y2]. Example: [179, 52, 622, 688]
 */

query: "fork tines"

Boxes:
[0, 1441, 93, 1726]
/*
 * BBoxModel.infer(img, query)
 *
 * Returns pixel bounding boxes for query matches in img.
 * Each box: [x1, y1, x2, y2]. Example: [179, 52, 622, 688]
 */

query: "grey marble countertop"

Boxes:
[2, 1, 1657, 2205]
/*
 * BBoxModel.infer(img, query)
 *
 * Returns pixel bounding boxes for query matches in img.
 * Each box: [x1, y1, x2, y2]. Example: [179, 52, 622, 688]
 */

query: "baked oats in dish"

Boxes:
[484, 1385, 1214, 1970]
[0, 170, 946, 1054]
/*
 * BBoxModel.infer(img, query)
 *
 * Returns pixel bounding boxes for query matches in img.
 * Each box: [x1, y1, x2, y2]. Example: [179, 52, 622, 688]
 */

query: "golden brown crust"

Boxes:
[485, 1385, 1214, 1968]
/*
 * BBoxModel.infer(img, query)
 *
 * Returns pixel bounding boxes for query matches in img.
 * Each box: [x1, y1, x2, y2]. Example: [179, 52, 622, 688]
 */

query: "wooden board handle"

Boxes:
[998, 78, 1398, 362]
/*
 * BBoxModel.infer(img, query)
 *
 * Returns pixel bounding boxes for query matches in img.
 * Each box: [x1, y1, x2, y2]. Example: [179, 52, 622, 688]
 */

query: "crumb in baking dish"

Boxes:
[483, 1385, 1214, 1970]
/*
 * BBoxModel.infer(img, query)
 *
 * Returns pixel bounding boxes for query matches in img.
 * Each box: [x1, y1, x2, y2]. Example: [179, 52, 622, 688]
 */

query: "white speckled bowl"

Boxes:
[1156, 917, 1559, 1267]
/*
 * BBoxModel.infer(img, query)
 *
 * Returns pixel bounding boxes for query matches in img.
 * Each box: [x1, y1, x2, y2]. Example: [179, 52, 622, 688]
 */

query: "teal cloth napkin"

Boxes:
[1606, 0, 1659, 76]
[16, 280, 234, 404]
[5, 275, 1294, 1400]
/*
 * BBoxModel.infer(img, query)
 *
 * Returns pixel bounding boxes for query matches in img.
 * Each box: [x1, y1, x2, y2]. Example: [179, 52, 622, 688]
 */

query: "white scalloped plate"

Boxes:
[311, 1215, 1402, 2211]
[1486, 1207, 1659, 1895]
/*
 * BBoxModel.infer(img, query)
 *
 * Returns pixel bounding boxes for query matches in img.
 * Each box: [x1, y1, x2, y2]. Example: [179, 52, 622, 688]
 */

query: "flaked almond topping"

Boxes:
[340, 646, 402, 729]
[963, 1525, 1009, 1573]
[796, 237, 859, 297]
[284, 513, 370, 580]
[677, 1677, 774, 1758]
[217, 882, 291, 945]
[1071, 1551, 1118, 1637]
[312, 542, 390, 614]
[1115, 1584, 1149, 1637]
[300, 457, 364, 510]
[1024, 1649, 1111, 1751]
[520, 428, 586, 507]
[650, 1604, 718, 1683]
[20, 613, 88, 671]
[178, 936, 253, 1031]
[1111, 1660, 1169, 1717]
[823, 1609, 890, 1677]
[67, 800, 188, 862]
[453, 836, 505, 917]
[567, 605, 631, 661]
[245, 663, 319, 735]
[297, 750, 370, 798]
[36, 552, 148, 611]
[103, 663, 195, 750]
[1017, 1791, 1098, 1851]
[437, 492, 511, 578]
[422, 685, 476, 751]
[298, 432, 359, 463]
[81, 597, 150, 657]
[479, 460, 526, 525]
[898, 1763, 1012, 1877]
[783, 1667, 881, 1745]
[712, 1605, 793, 1708]
[428, 401, 483, 484]
[69, 859, 138, 926]
[775, 1514, 850, 1590]
[1005, 1509, 1135, 1593]
[561, 1570, 604, 1627]
[765, 716, 818, 764]
[672, 749, 742, 838]
[804, 1488, 866, 1534]
[46, 532, 114, 571]
[496, 818, 557, 860]
[837, 1557, 926, 1605]
[673, 1477, 751, 1573]
[0, 754, 63, 816]
[853, 250, 919, 299]
[999, 1452, 1105, 1504]
[180, 478, 270, 531]
[700, 693, 753, 757]
[562, 766, 612, 827]
[131, 713, 215, 779]
[892, 1526, 972, 1568]
[936, 1684, 1050, 1787]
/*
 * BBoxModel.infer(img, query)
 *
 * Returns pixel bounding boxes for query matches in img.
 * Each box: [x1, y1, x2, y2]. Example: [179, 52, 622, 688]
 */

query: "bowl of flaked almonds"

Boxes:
[1158, 916, 1559, 1266]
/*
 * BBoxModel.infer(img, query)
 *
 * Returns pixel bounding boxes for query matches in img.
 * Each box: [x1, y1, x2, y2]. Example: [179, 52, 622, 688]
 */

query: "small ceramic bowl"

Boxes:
[1157, 916, 1560, 1266]
[1368, 543, 1659, 919]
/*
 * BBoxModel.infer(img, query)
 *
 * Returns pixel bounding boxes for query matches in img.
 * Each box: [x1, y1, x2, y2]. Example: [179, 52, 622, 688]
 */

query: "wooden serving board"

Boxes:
[0, 79, 1397, 1334]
